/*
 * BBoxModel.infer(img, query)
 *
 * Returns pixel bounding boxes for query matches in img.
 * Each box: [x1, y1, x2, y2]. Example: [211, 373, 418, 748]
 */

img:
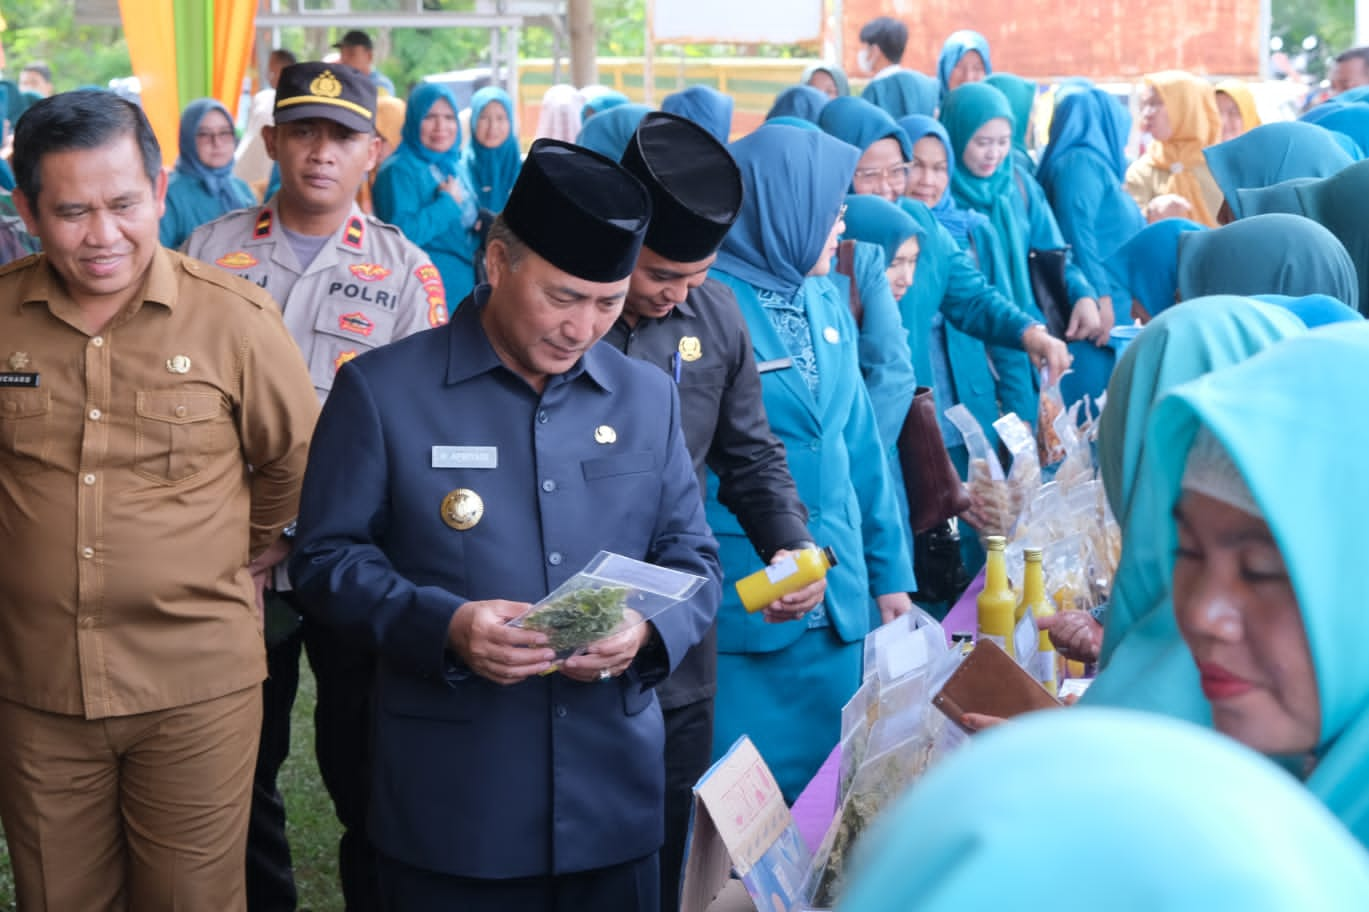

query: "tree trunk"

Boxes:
[568, 0, 597, 88]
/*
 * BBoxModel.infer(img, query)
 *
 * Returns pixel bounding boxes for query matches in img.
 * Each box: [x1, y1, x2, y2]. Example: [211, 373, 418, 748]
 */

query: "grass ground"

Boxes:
[0, 666, 345, 911]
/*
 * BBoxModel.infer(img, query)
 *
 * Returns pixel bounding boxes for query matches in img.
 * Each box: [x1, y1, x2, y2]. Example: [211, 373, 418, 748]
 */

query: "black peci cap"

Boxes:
[274, 62, 376, 134]
[501, 139, 653, 283]
[619, 111, 743, 264]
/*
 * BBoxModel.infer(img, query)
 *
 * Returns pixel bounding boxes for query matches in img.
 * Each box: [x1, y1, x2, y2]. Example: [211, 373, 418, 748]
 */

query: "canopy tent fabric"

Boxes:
[119, 0, 256, 163]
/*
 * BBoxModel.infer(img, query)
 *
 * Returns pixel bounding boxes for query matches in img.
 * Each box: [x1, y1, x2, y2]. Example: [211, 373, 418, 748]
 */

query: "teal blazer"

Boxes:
[900, 203, 1036, 445]
[707, 271, 916, 654]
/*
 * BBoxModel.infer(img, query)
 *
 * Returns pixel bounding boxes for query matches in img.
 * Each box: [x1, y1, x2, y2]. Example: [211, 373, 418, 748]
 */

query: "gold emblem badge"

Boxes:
[594, 425, 617, 445]
[8, 352, 30, 370]
[310, 70, 343, 99]
[166, 355, 192, 374]
[678, 336, 702, 362]
[440, 488, 484, 531]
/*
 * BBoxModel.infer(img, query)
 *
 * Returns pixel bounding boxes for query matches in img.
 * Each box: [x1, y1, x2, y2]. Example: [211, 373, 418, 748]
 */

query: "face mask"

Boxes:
[858, 47, 874, 74]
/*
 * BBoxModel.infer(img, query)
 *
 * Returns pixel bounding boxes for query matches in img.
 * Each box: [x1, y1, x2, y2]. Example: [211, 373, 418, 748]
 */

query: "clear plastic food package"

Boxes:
[507, 551, 706, 661]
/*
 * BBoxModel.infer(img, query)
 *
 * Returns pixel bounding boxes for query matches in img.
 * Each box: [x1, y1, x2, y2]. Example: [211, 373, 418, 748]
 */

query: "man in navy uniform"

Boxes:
[289, 138, 721, 911]
[604, 111, 825, 912]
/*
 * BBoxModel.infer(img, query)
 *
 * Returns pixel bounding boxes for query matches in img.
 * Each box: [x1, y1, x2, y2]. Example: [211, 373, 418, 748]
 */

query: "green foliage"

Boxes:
[3, 0, 131, 93]
[1273, 0, 1354, 78]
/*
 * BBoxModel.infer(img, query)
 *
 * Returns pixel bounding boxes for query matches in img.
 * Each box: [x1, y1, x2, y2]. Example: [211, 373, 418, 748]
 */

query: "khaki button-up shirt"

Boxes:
[0, 248, 319, 719]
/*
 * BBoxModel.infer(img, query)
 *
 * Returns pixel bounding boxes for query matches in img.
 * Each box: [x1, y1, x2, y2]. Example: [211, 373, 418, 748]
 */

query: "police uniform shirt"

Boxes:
[184, 201, 448, 400]
[287, 291, 721, 878]
[602, 276, 810, 709]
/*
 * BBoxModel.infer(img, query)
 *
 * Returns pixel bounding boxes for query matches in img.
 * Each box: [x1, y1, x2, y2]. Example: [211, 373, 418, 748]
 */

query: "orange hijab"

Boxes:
[1215, 79, 1261, 134]
[1145, 71, 1221, 226]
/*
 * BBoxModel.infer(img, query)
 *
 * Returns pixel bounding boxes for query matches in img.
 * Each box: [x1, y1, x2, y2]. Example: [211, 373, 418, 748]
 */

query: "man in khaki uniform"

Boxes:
[0, 90, 317, 909]
[184, 61, 447, 911]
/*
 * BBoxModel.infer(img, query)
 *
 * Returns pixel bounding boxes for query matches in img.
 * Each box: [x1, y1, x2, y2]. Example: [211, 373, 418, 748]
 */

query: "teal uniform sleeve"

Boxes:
[853, 241, 918, 450]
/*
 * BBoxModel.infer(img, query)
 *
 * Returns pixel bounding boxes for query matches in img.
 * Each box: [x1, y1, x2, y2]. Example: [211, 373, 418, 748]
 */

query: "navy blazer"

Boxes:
[290, 294, 721, 879]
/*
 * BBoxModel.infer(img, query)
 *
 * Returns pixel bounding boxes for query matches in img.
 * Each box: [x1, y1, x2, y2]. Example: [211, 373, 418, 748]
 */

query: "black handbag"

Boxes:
[909, 518, 973, 604]
[1027, 246, 1072, 339]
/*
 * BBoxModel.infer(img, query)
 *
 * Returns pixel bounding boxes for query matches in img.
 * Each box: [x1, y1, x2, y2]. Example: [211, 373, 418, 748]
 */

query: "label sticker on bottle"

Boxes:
[764, 555, 799, 584]
[1013, 612, 1039, 670]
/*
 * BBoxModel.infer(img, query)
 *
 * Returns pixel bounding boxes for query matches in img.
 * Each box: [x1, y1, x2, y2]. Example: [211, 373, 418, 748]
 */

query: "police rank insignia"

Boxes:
[253, 208, 273, 239]
[8, 352, 30, 371]
[166, 355, 192, 374]
[343, 216, 364, 249]
[678, 336, 702, 362]
[594, 425, 617, 445]
[440, 488, 484, 531]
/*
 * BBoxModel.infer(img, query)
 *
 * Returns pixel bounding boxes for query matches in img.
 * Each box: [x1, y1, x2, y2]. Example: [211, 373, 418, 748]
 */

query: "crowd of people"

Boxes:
[4, 13, 1369, 912]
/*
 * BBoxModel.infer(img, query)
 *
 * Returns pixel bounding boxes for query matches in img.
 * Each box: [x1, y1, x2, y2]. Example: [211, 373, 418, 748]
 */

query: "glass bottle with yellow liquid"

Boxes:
[1021, 547, 1059, 696]
[977, 536, 1017, 657]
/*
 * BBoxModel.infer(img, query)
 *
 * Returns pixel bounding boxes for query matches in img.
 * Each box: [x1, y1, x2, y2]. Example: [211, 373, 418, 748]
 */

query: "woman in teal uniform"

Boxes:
[708, 124, 915, 801]
[373, 82, 481, 309]
[460, 86, 522, 214]
[160, 98, 255, 248]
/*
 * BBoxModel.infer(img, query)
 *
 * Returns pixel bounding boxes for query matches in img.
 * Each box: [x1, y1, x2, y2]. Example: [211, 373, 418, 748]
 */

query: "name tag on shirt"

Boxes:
[432, 446, 498, 469]
[756, 357, 794, 374]
[0, 372, 38, 387]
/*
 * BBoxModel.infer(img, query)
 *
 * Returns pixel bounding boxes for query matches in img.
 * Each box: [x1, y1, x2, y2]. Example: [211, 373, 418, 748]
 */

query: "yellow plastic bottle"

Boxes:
[736, 546, 839, 613]
[977, 536, 1017, 657]
[1022, 547, 1059, 696]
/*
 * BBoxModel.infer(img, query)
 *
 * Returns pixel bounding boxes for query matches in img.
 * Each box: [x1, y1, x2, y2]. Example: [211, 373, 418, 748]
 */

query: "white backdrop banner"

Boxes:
[651, 0, 824, 44]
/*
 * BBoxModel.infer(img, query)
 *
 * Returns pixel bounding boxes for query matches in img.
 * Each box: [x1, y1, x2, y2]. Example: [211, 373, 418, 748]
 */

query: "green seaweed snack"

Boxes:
[520, 585, 629, 655]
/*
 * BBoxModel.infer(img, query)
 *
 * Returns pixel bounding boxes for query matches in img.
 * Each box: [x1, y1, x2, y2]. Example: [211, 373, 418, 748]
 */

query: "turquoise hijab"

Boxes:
[765, 115, 819, 131]
[1108, 218, 1205, 318]
[1176, 213, 1358, 311]
[1037, 87, 1130, 189]
[1140, 322, 1369, 845]
[942, 82, 1032, 310]
[581, 89, 629, 120]
[1266, 160, 1369, 314]
[1253, 294, 1364, 327]
[817, 96, 913, 178]
[897, 115, 988, 241]
[840, 193, 925, 265]
[766, 85, 829, 123]
[1299, 104, 1369, 159]
[461, 86, 521, 212]
[838, 709, 1369, 911]
[1087, 297, 1304, 691]
[662, 85, 734, 144]
[983, 73, 1036, 171]
[936, 30, 993, 98]
[715, 125, 860, 297]
[861, 70, 939, 120]
[1203, 121, 1352, 219]
[1235, 175, 1319, 218]
[574, 103, 651, 159]
[801, 62, 850, 97]
[400, 83, 464, 178]
[174, 98, 254, 212]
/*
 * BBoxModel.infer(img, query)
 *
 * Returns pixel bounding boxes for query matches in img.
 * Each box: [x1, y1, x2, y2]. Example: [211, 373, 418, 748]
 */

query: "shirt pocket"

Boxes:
[0, 388, 51, 476]
[134, 390, 232, 485]
[307, 301, 400, 395]
[581, 450, 657, 481]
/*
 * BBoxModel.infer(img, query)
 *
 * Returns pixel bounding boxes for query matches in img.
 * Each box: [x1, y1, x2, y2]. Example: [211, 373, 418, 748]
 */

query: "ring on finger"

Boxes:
[599, 667, 612, 681]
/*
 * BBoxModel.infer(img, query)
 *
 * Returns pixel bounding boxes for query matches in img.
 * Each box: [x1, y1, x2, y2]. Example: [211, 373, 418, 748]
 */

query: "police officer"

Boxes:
[604, 111, 826, 912]
[185, 61, 446, 911]
[289, 138, 720, 911]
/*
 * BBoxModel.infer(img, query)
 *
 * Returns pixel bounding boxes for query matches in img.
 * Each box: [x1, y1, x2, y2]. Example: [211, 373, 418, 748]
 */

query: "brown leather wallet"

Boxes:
[933, 639, 1063, 733]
